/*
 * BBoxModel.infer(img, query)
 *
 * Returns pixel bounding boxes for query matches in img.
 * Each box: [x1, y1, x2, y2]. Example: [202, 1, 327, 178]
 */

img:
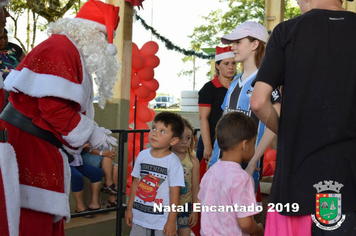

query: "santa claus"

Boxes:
[0, 0, 121, 235]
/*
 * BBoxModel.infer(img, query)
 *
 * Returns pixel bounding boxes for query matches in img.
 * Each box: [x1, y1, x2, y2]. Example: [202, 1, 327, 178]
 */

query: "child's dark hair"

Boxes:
[216, 112, 257, 152]
[153, 112, 185, 138]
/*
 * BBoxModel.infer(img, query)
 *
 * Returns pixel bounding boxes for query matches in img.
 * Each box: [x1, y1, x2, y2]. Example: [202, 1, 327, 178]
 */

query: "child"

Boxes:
[198, 112, 264, 236]
[81, 146, 119, 208]
[171, 117, 200, 236]
[209, 21, 281, 193]
[125, 112, 185, 236]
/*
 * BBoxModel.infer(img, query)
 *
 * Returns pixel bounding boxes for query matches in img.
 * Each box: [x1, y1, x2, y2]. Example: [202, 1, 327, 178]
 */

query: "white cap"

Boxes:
[221, 21, 268, 44]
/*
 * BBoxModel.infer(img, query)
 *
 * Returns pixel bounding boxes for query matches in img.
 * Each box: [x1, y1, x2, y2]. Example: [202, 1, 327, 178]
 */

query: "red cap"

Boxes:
[215, 46, 234, 61]
[75, 0, 120, 54]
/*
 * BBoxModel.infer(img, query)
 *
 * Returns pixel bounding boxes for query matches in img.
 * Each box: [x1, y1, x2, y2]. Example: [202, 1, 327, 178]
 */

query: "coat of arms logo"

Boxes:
[311, 180, 346, 231]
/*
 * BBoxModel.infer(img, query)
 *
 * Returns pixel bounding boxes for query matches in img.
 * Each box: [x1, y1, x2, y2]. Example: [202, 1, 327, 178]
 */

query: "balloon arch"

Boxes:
[126, 41, 160, 193]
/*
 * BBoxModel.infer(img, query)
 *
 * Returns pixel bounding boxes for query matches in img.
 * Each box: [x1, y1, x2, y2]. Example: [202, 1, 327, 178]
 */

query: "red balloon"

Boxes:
[136, 99, 149, 106]
[264, 150, 277, 163]
[132, 55, 145, 70]
[131, 74, 141, 89]
[140, 41, 159, 56]
[138, 91, 156, 102]
[144, 55, 160, 68]
[129, 108, 135, 124]
[141, 78, 159, 92]
[136, 120, 149, 129]
[127, 151, 134, 164]
[149, 108, 156, 120]
[134, 85, 151, 99]
[137, 67, 154, 81]
[132, 43, 140, 56]
[137, 102, 152, 122]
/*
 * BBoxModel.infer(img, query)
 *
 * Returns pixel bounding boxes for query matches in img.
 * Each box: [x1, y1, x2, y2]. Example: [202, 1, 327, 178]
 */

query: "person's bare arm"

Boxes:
[237, 216, 264, 236]
[188, 155, 200, 227]
[125, 177, 139, 227]
[250, 81, 279, 134]
[163, 186, 180, 236]
[20, 51, 26, 61]
[199, 106, 213, 161]
[246, 102, 281, 175]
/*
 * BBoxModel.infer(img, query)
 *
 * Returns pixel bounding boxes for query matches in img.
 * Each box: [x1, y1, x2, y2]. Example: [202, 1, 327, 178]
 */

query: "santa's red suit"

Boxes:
[3, 34, 93, 235]
[0, 1, 120, 235]
[0, 77, 20, 236]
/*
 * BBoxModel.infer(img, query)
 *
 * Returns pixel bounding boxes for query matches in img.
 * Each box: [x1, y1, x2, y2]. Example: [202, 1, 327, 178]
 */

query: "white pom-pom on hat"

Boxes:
[106, 44, 117, 56]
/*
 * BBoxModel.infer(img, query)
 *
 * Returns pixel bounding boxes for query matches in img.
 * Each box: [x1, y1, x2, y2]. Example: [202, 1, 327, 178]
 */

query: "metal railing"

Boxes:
[71, 127, 200, 235]
[70, 128, 150, 236]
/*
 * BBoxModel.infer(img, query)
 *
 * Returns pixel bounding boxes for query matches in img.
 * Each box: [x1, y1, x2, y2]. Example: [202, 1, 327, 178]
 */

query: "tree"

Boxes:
[179, 0, 300, 81]
[27, 0, 79, 22]
[8, 0, 82, 53]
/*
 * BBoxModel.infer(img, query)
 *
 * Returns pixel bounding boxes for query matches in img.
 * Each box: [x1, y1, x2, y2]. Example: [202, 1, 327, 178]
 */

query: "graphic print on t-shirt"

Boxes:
[133, 163, 167, 215]
[136, 174, 163, 202]
[180, 164, 191, 195]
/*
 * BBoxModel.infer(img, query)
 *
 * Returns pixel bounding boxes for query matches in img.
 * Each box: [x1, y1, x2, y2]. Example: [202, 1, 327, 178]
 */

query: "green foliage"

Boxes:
[285, 0, 301, 20]
[8, 0, 81, 52]
[26, 0, 79, 22]
[179, 0, 301, 81]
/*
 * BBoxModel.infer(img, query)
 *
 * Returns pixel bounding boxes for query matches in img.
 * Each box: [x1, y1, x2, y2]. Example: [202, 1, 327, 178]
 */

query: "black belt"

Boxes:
[0, 130, 7, 142]
[0, 102, 74, 163]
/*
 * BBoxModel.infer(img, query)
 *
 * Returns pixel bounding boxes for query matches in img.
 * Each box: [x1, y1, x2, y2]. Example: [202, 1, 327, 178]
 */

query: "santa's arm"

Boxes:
[37, 96, 117, 152]
[37, 96, 94, 150]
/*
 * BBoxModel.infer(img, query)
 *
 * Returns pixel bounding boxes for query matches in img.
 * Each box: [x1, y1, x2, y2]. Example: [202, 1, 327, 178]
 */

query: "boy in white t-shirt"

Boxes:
[198, 112, 264, 236]
[125, 112, 185, 236]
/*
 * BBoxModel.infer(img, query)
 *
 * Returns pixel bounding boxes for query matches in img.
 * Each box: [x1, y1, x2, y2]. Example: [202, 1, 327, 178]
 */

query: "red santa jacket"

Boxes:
[3, 34, 96, 222]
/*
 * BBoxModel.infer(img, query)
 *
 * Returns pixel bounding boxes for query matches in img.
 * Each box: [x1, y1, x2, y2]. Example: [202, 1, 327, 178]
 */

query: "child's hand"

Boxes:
[162, 220, 177, 236]
[125, 209, 133, 227]
[250, 223, 264, 236]
[188, 211, 198, 228]
[103, 149, 116, 160]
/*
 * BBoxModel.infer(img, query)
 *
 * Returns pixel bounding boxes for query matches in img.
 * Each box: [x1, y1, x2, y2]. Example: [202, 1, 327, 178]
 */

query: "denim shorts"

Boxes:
[82, 153, 104, 168]
[177, 203, 192, 229]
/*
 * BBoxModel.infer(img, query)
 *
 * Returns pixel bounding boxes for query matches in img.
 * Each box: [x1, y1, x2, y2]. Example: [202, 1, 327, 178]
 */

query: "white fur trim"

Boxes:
[59, 149, 71, 223]
[71, 18, 107, 33]
[215, 51, 235, 61]
[5, 68, 90, 112]
[0, 143, 20, 236]
[20, 184, 70, 223]
[19, 148, 71, 223]
[62, 113, 95, 148]
[106, 44, 117, 55]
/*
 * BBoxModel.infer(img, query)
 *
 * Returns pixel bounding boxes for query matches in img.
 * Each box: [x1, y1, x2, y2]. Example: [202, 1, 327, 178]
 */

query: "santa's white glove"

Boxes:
[88, 126, 117, 150]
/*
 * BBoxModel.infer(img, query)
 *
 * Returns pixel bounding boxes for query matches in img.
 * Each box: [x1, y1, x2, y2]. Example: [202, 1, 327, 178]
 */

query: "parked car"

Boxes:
[148, 99, 157, 108]
[155, 96, 179, 108]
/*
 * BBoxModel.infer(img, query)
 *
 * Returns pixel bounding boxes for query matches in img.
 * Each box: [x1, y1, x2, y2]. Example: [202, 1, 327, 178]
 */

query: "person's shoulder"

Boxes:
[190, 154, 199, 166]
[199, 80, 214, 93]
[167, 152, 181, 164]
[7, 42, 22, 51]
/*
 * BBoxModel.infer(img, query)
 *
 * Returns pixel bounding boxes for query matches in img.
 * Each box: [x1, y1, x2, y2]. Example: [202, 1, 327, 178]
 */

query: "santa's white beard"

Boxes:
[47, 18, 120, 109]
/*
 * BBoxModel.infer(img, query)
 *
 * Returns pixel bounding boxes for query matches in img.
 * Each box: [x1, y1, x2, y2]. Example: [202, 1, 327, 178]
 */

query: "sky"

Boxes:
[132, 0, 229, 98]
[7, 0, 230, 99]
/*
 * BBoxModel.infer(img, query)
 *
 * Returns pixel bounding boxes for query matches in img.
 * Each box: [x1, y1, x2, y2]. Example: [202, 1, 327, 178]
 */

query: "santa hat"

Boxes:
[215, 46, 235, 61]
[75, 0, 120, 55]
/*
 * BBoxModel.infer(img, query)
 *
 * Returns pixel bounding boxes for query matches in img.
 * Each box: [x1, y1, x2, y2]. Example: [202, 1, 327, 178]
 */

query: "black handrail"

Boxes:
[70, 127, 200, 235]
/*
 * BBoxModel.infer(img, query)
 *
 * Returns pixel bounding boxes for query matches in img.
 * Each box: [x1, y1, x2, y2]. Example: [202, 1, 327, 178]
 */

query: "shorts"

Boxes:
[130, 223, 164, 236]
[82, 153, 103, 168]
[177, 203, 192, 229]
[82, 152, 118, 168]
